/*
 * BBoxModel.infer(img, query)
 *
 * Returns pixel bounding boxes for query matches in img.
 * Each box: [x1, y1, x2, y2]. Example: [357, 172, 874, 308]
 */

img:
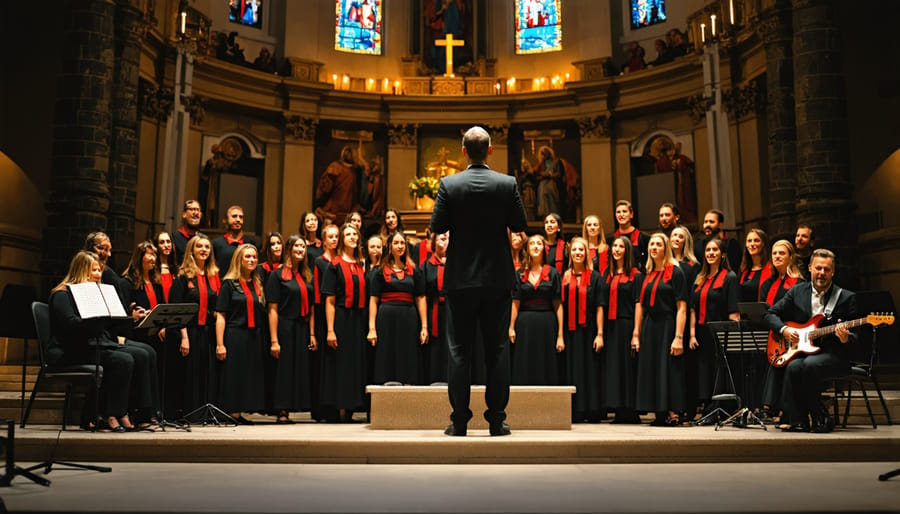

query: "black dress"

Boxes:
[511, 265, 561, 385]
[371, 264, 425, 384]
[739, 267, 772, 303]
[689, 269, 739, 415]
[589, 246, 609, 276]
[601, 268, 643, 414]
[544, 239, 568, 277]
[636, 264, 688, 416]
[309, 254, 332, 420]
[320, 258, 367, 412]
[169, 273, 220, 413]
[265, 266, 314, 412]
[759, 274, 802, 411]
[124, 281, 173, 418]
[611, 229, 650, 272]
[214, 278, 265, 413]
[422, 255, 450, 384]
[562, 269, 605, 420]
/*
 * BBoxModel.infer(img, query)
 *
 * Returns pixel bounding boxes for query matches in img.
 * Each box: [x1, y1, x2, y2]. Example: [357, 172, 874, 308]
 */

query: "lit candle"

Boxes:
[710, 14, 717, 37]
[382, 78, 390, 92]
[507, 77, 516, 93]
[332, 74, 339, 88]
[366, 78, 375, 92]
[729, 0, 735, 25]
[393, 80, 400, 95]
[495, 82, 501, 95]
[180, 11, 186, 35]
[701, 23, 706, 43]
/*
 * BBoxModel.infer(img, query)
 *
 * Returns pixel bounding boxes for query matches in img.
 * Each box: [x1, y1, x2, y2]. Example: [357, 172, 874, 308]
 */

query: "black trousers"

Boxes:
[446, 288, 511, 427]
[780, 351, 848, 423]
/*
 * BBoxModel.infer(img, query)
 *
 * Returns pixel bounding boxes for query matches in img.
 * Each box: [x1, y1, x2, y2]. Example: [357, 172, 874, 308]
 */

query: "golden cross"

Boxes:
[434, 33, 465, 77]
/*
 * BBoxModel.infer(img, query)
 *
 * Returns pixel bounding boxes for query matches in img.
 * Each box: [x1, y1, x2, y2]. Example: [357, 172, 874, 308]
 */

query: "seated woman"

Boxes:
[49, 250, 159, 432]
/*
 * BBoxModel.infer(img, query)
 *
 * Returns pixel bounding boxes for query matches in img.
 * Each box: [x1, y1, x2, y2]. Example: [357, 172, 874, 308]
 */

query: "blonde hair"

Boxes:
[645, 232, 679, 272]
[337, 223, 364, 264]
[523, 234, 546, 271]
[670, 226, 699, 265]
[178, 233, 220, 279]
[567, 237, 593, 272]
[52, 251, 100, 293]
[581, 215, 607, 248]
[224, 244, 264, 302]
[771, 239, 802, 279]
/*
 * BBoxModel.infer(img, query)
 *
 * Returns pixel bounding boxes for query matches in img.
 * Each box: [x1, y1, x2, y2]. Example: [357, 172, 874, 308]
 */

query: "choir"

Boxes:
[48, 198, 830, 430]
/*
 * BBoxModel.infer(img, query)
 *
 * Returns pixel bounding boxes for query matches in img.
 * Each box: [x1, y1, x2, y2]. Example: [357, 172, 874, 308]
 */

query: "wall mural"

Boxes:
[508, 124, 582, 224]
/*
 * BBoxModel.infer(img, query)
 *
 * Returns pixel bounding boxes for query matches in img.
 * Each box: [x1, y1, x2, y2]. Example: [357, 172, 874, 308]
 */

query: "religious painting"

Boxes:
[417, 128, 466, 182]
[228, 0, 263, 29]
[515, 0, 562, 54]
[508, 124, 582, 224]
[335, 0, 383, 55]
[422, 0, 474, 75]
[199, 134, 265, 233]
[630, 0, 666, 30]
[313, 123, 388, 225]
[630, 132, 697, 226]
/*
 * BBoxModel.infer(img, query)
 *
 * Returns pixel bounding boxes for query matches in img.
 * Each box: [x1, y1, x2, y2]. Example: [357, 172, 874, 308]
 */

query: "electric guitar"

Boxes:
[767, 313, 894, 367]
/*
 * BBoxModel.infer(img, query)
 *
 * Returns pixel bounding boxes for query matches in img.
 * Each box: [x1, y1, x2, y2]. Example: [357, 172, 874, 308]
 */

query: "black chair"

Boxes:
[832, 322, 893, 429]
[21, 302, 103, 430]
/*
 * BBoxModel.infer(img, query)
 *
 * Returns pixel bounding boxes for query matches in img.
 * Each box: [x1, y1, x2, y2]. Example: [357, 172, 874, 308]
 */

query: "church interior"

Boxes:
[0, 0, 899, 511]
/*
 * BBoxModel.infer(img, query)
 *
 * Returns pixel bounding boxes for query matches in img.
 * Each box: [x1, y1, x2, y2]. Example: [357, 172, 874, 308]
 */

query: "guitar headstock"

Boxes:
[867, 312, 895, 326]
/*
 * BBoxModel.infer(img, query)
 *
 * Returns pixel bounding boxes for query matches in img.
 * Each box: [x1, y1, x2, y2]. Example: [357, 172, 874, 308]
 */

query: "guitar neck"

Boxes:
[809, 317, 868, 340]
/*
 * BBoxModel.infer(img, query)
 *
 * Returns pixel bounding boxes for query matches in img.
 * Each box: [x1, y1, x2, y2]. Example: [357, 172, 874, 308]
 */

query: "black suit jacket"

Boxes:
[764, 281, 858, 360]
[430, 164, 528, 291]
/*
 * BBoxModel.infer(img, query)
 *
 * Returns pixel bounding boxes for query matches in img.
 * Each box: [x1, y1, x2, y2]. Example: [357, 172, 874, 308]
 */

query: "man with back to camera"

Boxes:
[764, 249, 856, 433]
[430, 126, 528, 437]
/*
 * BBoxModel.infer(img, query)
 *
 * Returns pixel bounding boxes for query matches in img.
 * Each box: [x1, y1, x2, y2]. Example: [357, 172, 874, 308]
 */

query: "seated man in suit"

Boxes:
[764, 248, 856, 433]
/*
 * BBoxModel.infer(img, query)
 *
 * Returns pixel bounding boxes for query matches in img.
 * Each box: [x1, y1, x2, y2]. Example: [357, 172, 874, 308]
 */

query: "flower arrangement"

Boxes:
[408, 176, 440, 199]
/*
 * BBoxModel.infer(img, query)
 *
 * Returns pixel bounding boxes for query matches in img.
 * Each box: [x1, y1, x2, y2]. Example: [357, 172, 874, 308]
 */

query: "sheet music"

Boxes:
[68, 283, 111, 319]
[99, 283, 128, 318]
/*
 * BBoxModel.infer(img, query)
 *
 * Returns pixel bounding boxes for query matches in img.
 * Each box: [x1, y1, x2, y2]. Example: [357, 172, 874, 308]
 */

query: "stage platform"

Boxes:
[12, 414, 900, 465]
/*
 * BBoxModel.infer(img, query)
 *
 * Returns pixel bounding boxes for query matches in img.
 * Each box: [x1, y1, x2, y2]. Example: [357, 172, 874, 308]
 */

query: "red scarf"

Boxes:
[177, 226, 196, 240]
[239, 279, 262, 328]
[224, 233, 244, 245]
[545, 240, 565, 274]
[765, 275, 798, 306]
[382, 262, 414, 284]
[522, 264, 551, 291]
[428, 254, 445, 337]
[590, 246, 609, 275]
[606, 268, 637, 319]
[280, 266, 310, 317]
[336, 258, 366, 309]
[640, 264, 674, 307]
[262, 262, 276, 274]
[562, 270, 591, 330]
[143, 282, 158, 309]
[741, 266, 773, 301]
[418, 241, 431, 265]
[615, 228, 641, 249]
[196, 273, 220, 326]
[160, 273, 172, 302]
[696, 268, 728, 324]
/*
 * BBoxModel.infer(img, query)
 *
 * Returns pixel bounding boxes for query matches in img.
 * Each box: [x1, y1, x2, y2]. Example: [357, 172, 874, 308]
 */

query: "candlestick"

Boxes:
[701, 23, 706, 43]
[710, 14, 717, 37]
[729, 0, 735, 25]
[180, 11, 186, 35]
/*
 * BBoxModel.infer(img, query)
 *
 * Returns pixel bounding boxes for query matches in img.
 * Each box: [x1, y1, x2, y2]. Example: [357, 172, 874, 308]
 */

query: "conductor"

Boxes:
[430, 126, 528, 436]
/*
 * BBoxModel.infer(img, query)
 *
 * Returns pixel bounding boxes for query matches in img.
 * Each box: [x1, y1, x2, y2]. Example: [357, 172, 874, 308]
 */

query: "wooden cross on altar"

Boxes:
[435, 33, 465, 77]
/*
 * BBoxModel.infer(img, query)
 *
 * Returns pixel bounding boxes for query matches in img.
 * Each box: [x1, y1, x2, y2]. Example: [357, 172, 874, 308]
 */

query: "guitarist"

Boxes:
[764, 248, 856, 433]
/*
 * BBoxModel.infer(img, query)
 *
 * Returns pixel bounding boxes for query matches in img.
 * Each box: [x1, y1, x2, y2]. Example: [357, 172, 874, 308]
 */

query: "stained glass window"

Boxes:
[515, 0, 562, 54]
[335, 0, 383, 55]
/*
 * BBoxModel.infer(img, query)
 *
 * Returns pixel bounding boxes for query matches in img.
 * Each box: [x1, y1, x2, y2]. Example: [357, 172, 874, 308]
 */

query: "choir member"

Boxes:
[670, 226, 700, 290]
[757, 239, 803, 422]
[170, 233, 221, 417]
[301, 211, 324, 263]
[612, 200, 649, 271]
[410, 227, 432, 267]
[739, 228, 771, 302]
[696, 209, 742, 270]
[634, 232, 688, 426]
[509, 234, 564, 385]
[601, 236, 643, 423]
[322, 224, 368, 422]
[582, 215, 609, 275]
[657, 203, 680, 237]
[367, 231, 428, 385]
[378, 208, 404, 242]
[49, 251, 159, 432]
[543, 212, 568, 275]
[562, 237, 605, 422]
[156, 231, 177, 302]
[310, 223, 340, 421]
[344, 211, 363, 233]
[84, 231, 120, 287]
[212, 205, 259, 273]
[687, 238, 740, 423]
[509, 230, 526, 271]
[173, 200, 203, 264]
[215, 243, 266, 423]
[422, 231, 450, 385]
[265, 235, 316, 423]
[258, 231, 284, 283]
[794, 224, 815, 281]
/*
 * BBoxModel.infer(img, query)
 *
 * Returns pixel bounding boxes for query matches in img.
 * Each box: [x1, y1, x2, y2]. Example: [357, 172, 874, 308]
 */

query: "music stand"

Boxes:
[695, 320, 743, 427]
[0, 285, 37, 425]
[136, 304, 198, 432]
[0, 419, 49, 487]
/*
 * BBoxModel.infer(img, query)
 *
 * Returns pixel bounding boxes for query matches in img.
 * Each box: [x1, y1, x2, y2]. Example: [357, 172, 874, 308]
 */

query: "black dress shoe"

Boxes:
[489, 421, 511, 436]
[781, 422, 810, 432]
[812, 415, 835, 434]
[444, 424, 467, 436]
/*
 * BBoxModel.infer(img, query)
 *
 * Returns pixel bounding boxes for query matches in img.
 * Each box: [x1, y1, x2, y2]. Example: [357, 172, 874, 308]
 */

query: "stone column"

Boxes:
[108, 0, 144, 264]
[42, 0, 116, 293]
[792, 0, 857, 284]
[283, 115, 318, 232]
[756, 0, 798, 240]
[486, 124, 509, 175]
[577, 115, 613, 225]
[387, 124, 419, 212]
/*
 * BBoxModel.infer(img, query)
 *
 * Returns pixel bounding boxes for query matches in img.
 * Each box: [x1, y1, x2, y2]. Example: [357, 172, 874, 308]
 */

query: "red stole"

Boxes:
[262, 262, 276, 274]
[640, 264, 674, 307]
[428, 254, 445, 337]
[238, 279, 262, 328]
[143, 282, 158, 309]
[280, 266, 310, 317]
[224, 233, 244, 245]
[562, 270, 591, 330]
[383, 263, 414, 284]
[522, 264, 551, 290]
[765, 275, 798, 306]
[545, 240, 565, 274]
[336, 258, 366, 309]
[160, 273, 173, 302]
[741, 266, 773, 301]
[615, 228, 641, 249]
[418, 242, 431, 265]
[177, 226, 196, 240]
[696, 268, 727, 324]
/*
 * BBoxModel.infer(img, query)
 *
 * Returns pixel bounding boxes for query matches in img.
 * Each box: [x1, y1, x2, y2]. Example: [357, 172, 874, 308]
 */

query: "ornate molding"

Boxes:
[687, 94, 713, 124]
[388, 124, 418, 147]
[723, 79, 766, 119]
[432, 78, 465, 96]
[576, 115, 610, 140]
[184, 95, 206, 125]
[139, 78, 173, 122]
[486, 124, 509, 145]
[284, 115, 318, 141]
